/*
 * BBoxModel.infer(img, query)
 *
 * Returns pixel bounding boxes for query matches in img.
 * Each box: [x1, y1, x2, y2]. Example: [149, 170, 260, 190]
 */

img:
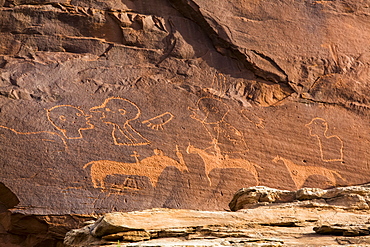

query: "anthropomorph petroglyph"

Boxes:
[240, 109, 265, 129]
[47, 105, 94, 139]
[273, 156, 345, 189]
[186, 144, 261, 186]
[83, 146, 188, 191]
[189, 97, 248, 155]
[142, 112, 174, 130]
[305, 118, 344, 162]
[90, 97, 150, 146]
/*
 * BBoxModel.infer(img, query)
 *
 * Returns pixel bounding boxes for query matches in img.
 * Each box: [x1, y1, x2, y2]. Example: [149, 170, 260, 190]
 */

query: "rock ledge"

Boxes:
[65, 184, 370, 247]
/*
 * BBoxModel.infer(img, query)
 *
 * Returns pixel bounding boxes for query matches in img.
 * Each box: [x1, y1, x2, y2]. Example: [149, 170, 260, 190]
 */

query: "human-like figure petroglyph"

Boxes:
[305, 118, 344, 162]
[47, 105, 94, 139]
[240, 109, 265, 129]
[90, 97, 150, 146]
[189, 97, 248, 155]
[272, 156, 345, 189]
[0, 125, 67, 151]
[186, 144, 261, 186]
[142, 112, 174, 130]
[83, 146, 188, 191]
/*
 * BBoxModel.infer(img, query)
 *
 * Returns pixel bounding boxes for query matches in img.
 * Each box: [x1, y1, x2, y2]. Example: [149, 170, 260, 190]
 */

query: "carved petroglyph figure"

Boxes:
[189, 97, 248, 155]
[83, 146, 188, 191]
[90, 97, 150, 146]
[305, 118, 344, 162]
[240, 109, 265, 129]
[47, 105, 94, 139]
[142, 112, 174, 130]
[273, 156, 345, 189]
[0, 125, 67, 151]
[186, 144, 261, 186]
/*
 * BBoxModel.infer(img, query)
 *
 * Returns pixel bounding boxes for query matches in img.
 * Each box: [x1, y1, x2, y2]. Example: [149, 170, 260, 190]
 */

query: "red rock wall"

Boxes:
[0, 0, 369, 214]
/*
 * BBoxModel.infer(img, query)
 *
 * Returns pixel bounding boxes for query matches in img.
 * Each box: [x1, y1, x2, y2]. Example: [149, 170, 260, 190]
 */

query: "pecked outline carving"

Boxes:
[187, 144, 261, 186]
[0, 125, 67, 151]
[47, 105, 94, 139]
[305, 117, 344, 162]
[188, 96, 249, 155]
[83, 146, 188, 191]
[142, 112, 174, 130]
[273, 155, 345, 189]
[90, 97, 150, 146]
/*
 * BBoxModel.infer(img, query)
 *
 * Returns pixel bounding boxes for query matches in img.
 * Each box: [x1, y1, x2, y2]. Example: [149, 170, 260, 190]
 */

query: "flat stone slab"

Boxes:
[65, 206, 370, 246]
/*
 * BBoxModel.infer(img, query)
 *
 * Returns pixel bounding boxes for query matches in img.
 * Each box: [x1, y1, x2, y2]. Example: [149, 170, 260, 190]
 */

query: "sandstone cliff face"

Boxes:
[0, 0, 369, 217]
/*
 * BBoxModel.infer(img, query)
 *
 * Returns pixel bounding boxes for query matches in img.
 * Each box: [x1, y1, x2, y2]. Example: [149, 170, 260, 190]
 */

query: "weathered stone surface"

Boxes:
[64, 198, 370, 247]
[64, 225, 101, 247]
[336, 236, 370, 245]
[171, 0, 370, 102]
[102, 230, 151, 242]
[228, 186, 295, 211]
[314, 224, 370, 236]
[229, 183, 370, 211]
[0, 0, 369, 239]
[295, 187, 326, 200]
[0, 211, 95, 247]
[326, 193, 370, 209]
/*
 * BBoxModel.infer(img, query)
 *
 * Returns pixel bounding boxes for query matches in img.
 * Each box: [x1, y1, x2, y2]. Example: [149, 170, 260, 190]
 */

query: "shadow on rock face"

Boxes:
[0, 182, 20, 210]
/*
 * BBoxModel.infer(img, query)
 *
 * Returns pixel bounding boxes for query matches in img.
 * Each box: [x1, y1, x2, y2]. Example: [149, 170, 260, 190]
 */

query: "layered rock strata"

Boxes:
[64, 185, 370, 246]
[229, 183, 370, 211]
[0, 211, 95, 247]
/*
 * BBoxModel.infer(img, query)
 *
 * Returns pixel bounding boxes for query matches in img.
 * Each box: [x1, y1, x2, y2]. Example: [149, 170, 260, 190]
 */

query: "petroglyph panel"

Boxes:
[1, 0, 370, 215]
[0, 84, 368, 214]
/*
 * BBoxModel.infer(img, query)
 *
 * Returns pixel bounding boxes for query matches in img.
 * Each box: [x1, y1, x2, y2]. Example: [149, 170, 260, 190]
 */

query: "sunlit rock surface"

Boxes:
[65, 185, 370, 246]
[0, 0, 370, 245]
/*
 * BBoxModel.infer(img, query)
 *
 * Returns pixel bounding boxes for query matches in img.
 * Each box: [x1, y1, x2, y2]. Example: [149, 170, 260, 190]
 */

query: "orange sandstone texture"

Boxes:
[0, 0, 369, 216]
